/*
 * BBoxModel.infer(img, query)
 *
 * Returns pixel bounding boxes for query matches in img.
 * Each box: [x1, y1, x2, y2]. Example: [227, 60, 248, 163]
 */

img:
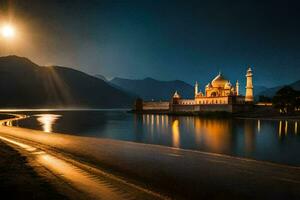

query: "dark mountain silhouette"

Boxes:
[94, 74, 108, 82]
[258, 80, 300, 97]
[0, 55, 135, 108]
[254, 85, 268, 96]
[110, 77, 194, 100]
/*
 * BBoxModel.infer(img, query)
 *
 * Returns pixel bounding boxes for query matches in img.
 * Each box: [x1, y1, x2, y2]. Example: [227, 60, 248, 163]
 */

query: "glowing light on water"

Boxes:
[151, 115, 154, 125]
[156, 115, 159, 126]
[172, 120, 180, 148]
[257, 120, 261, 133]
[295, 122, 298, 135]
[36, 114, 61, 133]
[279, 121, 282, 136]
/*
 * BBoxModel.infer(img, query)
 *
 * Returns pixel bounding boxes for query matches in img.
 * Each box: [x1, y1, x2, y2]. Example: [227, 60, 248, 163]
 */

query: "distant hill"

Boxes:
[110, 77, 194, 100]
[0, 56, 135, 108]
[258, 80, 300, 97]
[94, 74, 108, 82]
[254, 85, 268, 96]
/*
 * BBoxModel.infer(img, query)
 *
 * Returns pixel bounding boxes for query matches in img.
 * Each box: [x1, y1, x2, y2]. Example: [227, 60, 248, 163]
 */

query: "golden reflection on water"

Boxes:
[140, 115, 300, 152]
[195, 118, 232, 152]
[172, 119, 180, 148]
[279, 121, 282, 137]
[151, 115, 154, 125]
[161, 115, 164, 128]
[36, 114, 61, 133]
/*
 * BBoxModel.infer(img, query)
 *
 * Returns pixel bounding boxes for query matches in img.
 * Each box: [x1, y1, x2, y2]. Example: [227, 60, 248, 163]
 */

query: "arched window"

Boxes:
[211, 92, 217, 97]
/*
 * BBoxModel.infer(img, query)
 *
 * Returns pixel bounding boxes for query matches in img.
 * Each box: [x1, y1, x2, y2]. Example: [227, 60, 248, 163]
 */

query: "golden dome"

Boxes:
[211, 73, 229, 88]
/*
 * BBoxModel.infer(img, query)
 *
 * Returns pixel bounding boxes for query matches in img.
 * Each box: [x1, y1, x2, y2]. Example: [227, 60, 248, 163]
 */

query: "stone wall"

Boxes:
[134, 96, 251, 113]
[142, 101, 170, 110]
[195, 96, 229, 104]
[178, 99, 195, 105]
[171, 104, 233, 112]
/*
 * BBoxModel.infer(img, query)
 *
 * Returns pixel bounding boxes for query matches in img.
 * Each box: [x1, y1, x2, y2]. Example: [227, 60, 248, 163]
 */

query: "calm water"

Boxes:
[9, 110, 300, 166]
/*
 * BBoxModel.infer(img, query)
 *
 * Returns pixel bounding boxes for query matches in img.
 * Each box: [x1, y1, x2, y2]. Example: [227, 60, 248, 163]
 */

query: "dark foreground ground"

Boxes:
[0, 141, 66, 200]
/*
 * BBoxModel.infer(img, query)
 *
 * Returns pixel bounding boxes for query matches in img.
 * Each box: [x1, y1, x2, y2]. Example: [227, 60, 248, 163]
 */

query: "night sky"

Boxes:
[1, 0, 300, 87]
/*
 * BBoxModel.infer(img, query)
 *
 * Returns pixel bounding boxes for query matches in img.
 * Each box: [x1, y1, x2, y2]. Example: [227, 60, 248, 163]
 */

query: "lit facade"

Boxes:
[173, 68, 254, 106]
[135, 68, 254, 113]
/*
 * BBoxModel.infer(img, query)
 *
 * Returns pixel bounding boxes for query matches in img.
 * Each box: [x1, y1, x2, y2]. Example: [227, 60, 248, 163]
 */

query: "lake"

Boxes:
[7, 109, 300, 166]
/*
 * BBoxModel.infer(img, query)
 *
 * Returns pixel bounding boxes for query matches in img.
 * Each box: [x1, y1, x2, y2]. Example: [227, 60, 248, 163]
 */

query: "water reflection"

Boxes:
[14, 111, 300, 165]
[257, 120, 261, 133]
[35, 114, 61, 133]
[194, 118, 233, 152]
[172, 119, 180, 148]
[277, 120, 300, 137]
[140, 114, 300, 156]
[244, 120, 255, 154]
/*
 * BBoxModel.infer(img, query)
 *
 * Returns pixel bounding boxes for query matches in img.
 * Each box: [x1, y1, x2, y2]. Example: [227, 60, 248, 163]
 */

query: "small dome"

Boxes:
[206, 83, 212, 88]
[196, 91, 204, 97]
[173, 91, 181, 99]
[224, 81, 232, 89]
[211, 73, 229, 88]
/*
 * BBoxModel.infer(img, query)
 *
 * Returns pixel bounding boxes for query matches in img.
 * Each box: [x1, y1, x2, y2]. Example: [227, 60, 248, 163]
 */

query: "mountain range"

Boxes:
[0, 56, 135, 108]
[0, 55, 298, 108]
[110, 77, 194, 100]
[258, 80, 300, 97]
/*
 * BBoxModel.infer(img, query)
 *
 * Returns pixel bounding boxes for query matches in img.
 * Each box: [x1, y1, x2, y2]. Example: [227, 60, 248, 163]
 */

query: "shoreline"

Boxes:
[1, 108, 299, 120]
[130, 109, 300, 120]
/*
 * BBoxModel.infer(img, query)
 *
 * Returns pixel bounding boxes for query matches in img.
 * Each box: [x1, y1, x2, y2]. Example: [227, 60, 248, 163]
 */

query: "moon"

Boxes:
[1, 24, 15, 39]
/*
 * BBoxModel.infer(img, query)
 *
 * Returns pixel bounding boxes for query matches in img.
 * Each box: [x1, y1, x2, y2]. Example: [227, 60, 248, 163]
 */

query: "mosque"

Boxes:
[134, 68, 254, 113]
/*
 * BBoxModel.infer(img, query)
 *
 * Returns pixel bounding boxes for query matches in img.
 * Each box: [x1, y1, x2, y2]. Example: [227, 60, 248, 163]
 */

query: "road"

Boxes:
[1, 114, 300, 199]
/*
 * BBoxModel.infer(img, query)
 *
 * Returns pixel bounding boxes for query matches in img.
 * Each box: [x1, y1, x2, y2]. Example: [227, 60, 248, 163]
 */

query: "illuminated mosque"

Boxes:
[174, 68, 253, 104]
[135, 68, 254, 113]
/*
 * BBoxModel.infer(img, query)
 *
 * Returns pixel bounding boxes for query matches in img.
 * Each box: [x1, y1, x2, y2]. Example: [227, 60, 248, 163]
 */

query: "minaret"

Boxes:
[236, 80, 239, 96]
[245, 67, 254, 102]
[194, 81, 198, 97]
